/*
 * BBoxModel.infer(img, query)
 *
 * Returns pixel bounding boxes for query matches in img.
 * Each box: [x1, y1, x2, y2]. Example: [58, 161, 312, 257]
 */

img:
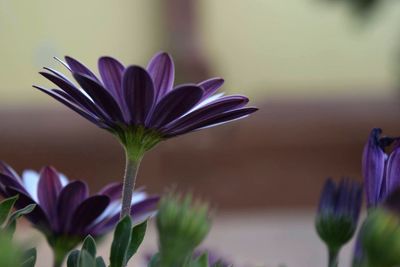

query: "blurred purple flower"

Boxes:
[35, 52, 257, 145]
[363, 128, 400, 207]
[0, 161, 158, 247]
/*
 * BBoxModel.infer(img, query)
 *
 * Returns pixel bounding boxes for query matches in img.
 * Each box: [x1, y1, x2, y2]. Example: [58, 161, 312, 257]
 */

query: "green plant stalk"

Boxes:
[328, 248, 339, 267]
[120, 151, 143, 219]
[53, 248, 67, 267]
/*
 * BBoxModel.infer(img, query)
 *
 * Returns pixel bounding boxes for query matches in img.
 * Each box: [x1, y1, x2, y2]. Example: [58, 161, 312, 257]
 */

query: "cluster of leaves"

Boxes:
[67, 193, 227, 267]
[0, 195, 36, 267]
[66, 215, 148, 267]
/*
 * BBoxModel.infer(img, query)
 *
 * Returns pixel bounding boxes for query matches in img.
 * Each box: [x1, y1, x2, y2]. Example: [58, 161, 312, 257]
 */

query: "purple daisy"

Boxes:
[35, 52, 257, 147]
[0, 161, 158, 263]
[34, 52, 257, 219]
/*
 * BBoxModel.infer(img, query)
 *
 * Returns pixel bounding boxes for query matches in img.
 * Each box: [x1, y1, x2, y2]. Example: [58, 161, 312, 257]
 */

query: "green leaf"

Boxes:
[20, 248, 36, 267]
[95, 257, 106, 267]
[78, 250, 96, 267]
[5, 204, 36, 236]
[189, 252, 209, 267]
[147, 253, 160, 267]
[109, 216, 132, 267]
[126, 220, 147, 262]
[7, 204, 36, 225]
[67, 250, 80, 267]
[0, 195, 18, 226]
[81, 235, 96, 258]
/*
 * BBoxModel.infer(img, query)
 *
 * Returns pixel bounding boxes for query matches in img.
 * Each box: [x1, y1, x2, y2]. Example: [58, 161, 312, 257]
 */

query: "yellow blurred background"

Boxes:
[2, 0, 400, 266]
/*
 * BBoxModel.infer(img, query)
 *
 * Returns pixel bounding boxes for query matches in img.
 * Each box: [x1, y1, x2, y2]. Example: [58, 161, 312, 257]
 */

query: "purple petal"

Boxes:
[33, 86, 109, 129]
[90, 196, 159, 236]
[198, 78, 224, 99]
[130, 196, 159, 224]
[98, 182, 123, 201]
[39, 71, 106, 118]
[5, 186, 50, 230]
[165, 107, 257, 137]
[37, 166, 62, 224]
[163, 95, 249, 133]
[0, 161, 22, 183]
[386, 146, 400, 196]
[69, 195, 109, 234]
[362, 128, 386, 207]
[56, 181, 89, 232]
[98, 57, 125, 106]
[147, 52, 175, 101]
[73, 73, 125, 123]
[123, 66, 155, 124]
[65, 56, 99, 82]
[318, 178, 336, 214]
[147, 85, 203, 128]
[0, 173, 27, 196]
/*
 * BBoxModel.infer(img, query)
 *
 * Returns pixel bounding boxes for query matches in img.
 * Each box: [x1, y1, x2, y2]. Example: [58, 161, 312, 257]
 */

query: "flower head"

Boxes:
[0, 161, 158, 251]
[315, 178, 362, 251]
[363, 128, 400, 207]
[35, 52, 257, 156]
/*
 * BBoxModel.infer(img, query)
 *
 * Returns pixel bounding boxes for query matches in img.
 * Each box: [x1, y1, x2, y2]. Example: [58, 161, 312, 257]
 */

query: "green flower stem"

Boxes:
[328, 248, 339, 267]
[53, 248, 67, 267]
[120, 151, 143, 219]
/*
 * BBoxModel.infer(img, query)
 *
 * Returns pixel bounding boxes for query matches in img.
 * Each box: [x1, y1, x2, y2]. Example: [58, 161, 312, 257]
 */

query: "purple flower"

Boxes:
[362, 128, 400, 207]
[35, 52, 257, 151]
[316, 178, 362, 251]
[0, 161, 158, 249]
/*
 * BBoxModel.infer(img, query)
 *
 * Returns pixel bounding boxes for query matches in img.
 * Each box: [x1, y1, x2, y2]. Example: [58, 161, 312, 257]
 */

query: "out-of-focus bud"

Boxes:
[315, 178, 362, 267]
[361, 208, 400, 267]
[156, 193, 211, 267]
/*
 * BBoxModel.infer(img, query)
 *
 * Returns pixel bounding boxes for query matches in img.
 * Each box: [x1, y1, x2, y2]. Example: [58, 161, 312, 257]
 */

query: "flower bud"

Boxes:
[315, 178, 362, 251]
[156, 193, 211, 267]
[361, 208, 400, 267]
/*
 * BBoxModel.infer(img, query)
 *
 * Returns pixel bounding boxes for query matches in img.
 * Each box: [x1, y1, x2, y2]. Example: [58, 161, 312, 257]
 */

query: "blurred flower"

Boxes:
[363, 128, 400, 207]
[0, 161, 158, 265]
[156, 193, 211, 267]
[360, 207, 400, 267]
[35, 52, 257, 154]
[315, 178, 362, 267]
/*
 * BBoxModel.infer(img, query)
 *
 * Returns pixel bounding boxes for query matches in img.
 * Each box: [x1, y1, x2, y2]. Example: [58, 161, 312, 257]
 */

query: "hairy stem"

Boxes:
[120, 152, 142, 218]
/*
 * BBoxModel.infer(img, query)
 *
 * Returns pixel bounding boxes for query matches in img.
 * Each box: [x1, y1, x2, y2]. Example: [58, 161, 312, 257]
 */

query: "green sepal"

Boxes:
[20, 248, 36, 267]
[109, 215, 132, 267]
[126, 220, 147, 261]
[0, 195, 18, 226]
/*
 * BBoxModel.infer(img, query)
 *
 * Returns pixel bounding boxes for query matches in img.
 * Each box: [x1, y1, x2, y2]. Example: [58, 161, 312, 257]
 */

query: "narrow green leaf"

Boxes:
[125, 220, 147, 262]
[109, 216, 132, 267]
[78, 250, 96, 267]
[95, 257, 106, 267]
[81, 235, 96, 258]
[8, 204, 36, 224]
[67, 250, 80, 267]
[5, 204, 36, 236]
[20, 248, 36, 267]
[0, 195, 18, 226]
